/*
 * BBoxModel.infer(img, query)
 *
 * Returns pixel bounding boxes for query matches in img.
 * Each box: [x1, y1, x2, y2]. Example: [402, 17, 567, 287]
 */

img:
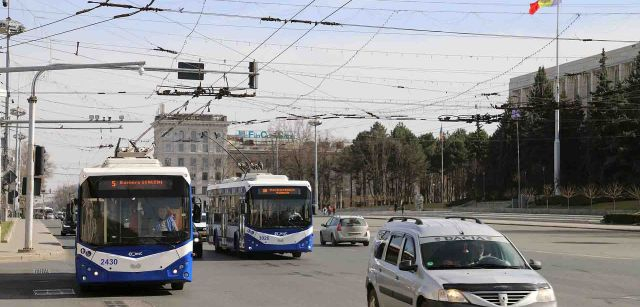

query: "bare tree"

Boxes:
[626, 185, 640, 211]
[522, 188, 537, 209]
[603, 183, 624, 212]
[543, 184, 553, 209]
[582, 184, 599, 210]
[560, 186, 577, 209]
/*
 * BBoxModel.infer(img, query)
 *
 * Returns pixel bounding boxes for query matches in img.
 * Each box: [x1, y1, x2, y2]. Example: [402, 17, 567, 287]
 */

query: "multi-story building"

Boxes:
[152, 108, 229, 203]
[509, 43, 639, 104]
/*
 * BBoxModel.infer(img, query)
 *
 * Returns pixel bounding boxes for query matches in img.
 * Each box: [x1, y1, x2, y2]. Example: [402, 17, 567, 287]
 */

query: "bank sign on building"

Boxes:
[237, 130, 294, 140]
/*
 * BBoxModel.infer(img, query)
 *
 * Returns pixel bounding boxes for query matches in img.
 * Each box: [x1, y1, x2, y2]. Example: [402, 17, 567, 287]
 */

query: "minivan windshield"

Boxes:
[420, 236, 528, 270]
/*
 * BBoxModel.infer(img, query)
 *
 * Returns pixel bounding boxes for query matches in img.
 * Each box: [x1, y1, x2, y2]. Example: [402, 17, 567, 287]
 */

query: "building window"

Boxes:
[202, 187, 207, 195]
[178, 143, 184, 152]
[202, 131, 209, 143]
[191, 131, 197, 141]
[215, 172, 222, 180]
[164, 158, 171, 166]
[191, 144, 197, 152]
[191, 171, 197, 180]
[177, 158, 184, 166]
[190, 157, 197, 166]
[215, 158, 222, 168]
[191, 186, 196, 195]
[202, 172, 208, 180]
[203, 157, 209, 169]
[178, 130, 185, 141]
[164, 143, 172, 152]
[202, 143, 209, 152]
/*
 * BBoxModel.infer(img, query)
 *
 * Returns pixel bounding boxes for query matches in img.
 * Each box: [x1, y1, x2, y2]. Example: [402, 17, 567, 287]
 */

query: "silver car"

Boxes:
[366, 216, 556, 307]
[319, 215, 370, 246]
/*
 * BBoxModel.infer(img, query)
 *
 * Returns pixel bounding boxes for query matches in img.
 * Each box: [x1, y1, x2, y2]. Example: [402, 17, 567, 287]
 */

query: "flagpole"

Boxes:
[553, 0, 561, 195]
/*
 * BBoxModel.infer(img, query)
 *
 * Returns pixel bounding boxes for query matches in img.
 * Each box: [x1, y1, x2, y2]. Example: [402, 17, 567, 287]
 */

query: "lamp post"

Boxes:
[309, 119, 322, 213]
[0, 61, 146, 252]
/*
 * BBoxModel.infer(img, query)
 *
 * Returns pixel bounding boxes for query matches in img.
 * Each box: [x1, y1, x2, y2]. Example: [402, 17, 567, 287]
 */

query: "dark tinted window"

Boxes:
[341, 218, 366, 226]
[375, 241, 386, 259]
[384, 235, 404, 265]
[401, 236, 416, 264]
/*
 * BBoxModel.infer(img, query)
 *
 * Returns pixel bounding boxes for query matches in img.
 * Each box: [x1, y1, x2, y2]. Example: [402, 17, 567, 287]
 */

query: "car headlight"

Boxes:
[438, 289, 468, 303]
[537, 288, 556, 302]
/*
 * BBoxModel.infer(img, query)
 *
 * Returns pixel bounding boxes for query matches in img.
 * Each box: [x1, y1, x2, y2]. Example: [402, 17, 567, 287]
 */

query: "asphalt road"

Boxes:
[0, 217, 638, 306]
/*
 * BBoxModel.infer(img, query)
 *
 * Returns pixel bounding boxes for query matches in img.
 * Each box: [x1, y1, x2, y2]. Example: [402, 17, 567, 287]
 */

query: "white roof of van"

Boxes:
[383, 217, 503, 237]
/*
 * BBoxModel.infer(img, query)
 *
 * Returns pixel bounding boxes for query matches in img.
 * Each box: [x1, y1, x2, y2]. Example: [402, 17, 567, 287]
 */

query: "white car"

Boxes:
[366, 216, 556, 307]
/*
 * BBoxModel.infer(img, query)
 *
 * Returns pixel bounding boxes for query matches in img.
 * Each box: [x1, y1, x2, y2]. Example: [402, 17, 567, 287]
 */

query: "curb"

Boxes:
[362, 216, 640, 232]
[1, 221, 16, 243]
[0, 250, 67, 263]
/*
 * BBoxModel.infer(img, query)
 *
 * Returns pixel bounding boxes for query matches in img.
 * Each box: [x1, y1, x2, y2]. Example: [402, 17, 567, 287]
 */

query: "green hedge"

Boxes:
[602, 213, 640, 225]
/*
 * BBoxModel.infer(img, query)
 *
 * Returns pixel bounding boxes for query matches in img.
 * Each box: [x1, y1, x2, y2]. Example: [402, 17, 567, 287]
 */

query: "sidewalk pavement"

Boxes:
[355, 213, 640, 232]
[0, 219, 67, 263]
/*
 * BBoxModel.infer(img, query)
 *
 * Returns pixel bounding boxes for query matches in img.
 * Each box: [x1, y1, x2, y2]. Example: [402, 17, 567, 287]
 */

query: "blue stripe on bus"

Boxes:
[75, 254, 193, 284]
[244, 233, 313, 253]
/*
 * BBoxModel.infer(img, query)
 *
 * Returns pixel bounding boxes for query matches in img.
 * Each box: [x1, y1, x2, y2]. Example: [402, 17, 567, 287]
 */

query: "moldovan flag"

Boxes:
[529, 0, 561, 15]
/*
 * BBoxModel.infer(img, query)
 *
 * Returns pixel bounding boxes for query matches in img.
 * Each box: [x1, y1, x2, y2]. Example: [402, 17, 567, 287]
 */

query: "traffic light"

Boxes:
[248, 61, 258, 89]
[21, 177, 41, 196]
[35, 145, 45, 176]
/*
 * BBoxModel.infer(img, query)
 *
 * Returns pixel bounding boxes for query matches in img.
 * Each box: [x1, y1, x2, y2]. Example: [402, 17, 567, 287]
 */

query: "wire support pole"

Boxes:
[553, 2, 561, 195]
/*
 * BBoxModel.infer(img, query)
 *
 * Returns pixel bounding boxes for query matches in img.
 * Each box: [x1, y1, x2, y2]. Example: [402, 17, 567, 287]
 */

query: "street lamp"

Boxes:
[0, 61, 146, 252]
[309, 119, 322, 214]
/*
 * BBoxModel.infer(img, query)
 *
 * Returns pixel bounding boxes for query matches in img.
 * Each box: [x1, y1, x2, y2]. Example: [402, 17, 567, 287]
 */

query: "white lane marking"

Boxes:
[524, 250, 636, 260]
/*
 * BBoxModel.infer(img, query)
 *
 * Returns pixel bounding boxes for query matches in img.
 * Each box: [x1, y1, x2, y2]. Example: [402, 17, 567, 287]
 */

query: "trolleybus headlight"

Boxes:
[87, 267, 91, 271]
[172, 269, 178, 274]
[183, 272, 189, 278]
[82, 276, 87, 281]
[93, 271, 99, 276]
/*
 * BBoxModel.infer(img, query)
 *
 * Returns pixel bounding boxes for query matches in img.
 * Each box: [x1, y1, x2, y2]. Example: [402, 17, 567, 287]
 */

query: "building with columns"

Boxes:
[152, 108, 229, 203]
[509, 43, 639, 104]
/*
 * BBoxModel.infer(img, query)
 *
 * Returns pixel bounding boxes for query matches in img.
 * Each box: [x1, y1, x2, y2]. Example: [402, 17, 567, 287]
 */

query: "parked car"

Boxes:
[45, 212, 56, 219]
[319, 215, 370, 246]
[366, 216, 556, 307]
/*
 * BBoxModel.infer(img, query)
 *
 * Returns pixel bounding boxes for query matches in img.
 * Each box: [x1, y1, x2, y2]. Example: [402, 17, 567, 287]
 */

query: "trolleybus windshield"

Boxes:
[79, 175, 190, 246]
[248, 186, 311, 229]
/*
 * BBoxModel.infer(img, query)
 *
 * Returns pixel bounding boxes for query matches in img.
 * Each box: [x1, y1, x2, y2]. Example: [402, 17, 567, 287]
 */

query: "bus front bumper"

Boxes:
[244, 233, 313, 253]
[75, 255, 193, 285]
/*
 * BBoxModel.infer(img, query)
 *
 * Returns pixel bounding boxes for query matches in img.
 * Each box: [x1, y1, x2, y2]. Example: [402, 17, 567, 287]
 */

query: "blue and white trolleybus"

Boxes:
[76, 150, 193, 290]
[207, 172, 312, 258]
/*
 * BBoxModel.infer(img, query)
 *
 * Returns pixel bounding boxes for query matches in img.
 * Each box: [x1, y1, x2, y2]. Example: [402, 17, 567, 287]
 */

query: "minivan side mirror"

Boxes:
[529, 259, 542, 270]
[320, 223, 327, 227]
[399, 260, 418, 272]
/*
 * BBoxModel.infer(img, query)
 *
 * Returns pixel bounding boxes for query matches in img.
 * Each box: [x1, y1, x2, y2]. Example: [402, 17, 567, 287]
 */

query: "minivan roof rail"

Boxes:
[387, 216, 423, 225]
[445, 216, 483, 224]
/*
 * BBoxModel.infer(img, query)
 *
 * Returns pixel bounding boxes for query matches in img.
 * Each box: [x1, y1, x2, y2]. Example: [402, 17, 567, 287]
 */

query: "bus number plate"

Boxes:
[100, 258, 118, 266]
[259, 235, 270, 241]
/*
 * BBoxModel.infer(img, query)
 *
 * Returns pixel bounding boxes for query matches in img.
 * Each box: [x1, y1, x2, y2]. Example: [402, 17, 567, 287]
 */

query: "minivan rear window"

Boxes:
[341, 218, 366, 226]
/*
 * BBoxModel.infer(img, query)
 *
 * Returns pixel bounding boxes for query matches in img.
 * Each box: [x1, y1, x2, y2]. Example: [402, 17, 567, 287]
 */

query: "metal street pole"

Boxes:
[1, 2, 7, 221]
[517, 119, 521, 208]
[553, 1, 561, 195]
[309, 120, 322, 212]
[440, 124, 444, 204]
[13, 61, 145, 252]
[11, 107, 25, 215]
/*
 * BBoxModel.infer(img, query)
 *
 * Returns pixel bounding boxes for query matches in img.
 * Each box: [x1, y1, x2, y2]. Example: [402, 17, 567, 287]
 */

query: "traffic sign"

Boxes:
[177, 62, 204, 80]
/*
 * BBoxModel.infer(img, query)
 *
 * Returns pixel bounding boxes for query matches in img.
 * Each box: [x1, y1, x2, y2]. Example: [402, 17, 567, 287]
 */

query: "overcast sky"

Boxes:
[3, 0, 639, 189]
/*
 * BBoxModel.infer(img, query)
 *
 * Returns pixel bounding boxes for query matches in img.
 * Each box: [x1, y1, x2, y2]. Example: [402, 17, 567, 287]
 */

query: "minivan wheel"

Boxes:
[331, 234, 338, 246]
[367, 289, 380, 307]
[171, 282, 184, 290]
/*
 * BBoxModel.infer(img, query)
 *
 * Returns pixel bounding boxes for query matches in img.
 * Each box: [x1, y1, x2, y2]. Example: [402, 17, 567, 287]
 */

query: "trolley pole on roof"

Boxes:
[0, 61, 147, 252]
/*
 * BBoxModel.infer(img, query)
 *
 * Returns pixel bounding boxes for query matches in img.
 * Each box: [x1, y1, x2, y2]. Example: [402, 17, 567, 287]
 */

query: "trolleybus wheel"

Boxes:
[171, 282, 184, 290]
[79, 285, 92, 292]
[363, 241, 369, 246]
[292, 252, 302, 258]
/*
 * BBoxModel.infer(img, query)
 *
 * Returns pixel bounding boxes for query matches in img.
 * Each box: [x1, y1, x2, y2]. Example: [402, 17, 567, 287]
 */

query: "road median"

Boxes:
[0, 219, 67, 263]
